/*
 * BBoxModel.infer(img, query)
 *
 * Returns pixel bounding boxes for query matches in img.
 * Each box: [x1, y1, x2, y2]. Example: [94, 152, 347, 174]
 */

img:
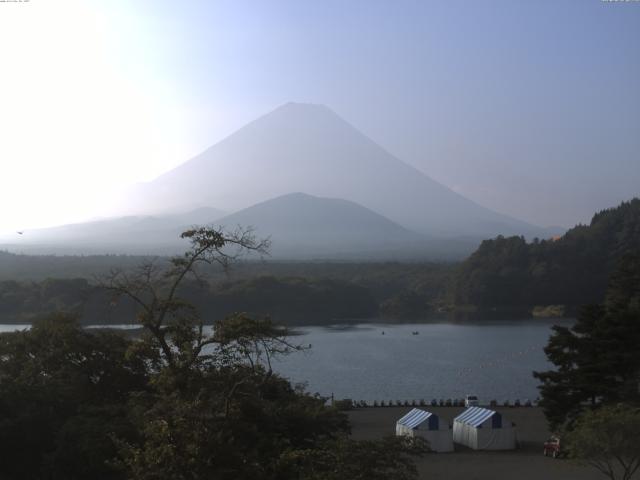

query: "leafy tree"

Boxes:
[566, 405, 640, 480]
[1, 226, 429, 479]
[207, 275, 378, 323]
[534, 254, 640, 429]
[283, 436, 429, 480]
[0, 313, 148, 479]
[380, 290, 432, 319]
[605, 254, 640, 314]
[101, 226, 424, 479]
[102, 226, 270, 372]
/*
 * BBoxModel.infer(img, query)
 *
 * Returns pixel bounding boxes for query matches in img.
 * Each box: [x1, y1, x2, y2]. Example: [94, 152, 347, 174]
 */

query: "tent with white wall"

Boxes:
[395, 408, 454, 453]
[453, 406, 517, 450]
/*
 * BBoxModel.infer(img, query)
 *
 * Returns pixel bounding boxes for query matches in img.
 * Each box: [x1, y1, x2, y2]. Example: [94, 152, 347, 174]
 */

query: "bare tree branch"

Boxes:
[97, 225, 273, 371]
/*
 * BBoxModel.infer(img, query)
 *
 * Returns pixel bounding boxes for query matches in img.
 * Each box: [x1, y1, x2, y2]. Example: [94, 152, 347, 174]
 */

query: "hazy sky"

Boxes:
[1, 0, 638, 233]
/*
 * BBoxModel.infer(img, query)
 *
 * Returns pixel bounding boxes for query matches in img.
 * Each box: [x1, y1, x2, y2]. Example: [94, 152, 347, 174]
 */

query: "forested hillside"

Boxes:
[0, 276, 379, 325]
[3, 199, 637, 323]
[0, 256, 453, 324]
[450, 199, 640, 311]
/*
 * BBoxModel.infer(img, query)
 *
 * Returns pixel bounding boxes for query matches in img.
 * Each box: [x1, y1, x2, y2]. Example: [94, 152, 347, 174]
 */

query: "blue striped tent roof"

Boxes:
[454, 407, 497, 427]
[397, 408, 434, 429]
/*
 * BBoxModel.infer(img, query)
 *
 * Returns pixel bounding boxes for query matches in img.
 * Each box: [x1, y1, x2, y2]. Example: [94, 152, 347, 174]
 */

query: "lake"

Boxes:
[0, 319, 567, 403]
[272, 320, 565, 403]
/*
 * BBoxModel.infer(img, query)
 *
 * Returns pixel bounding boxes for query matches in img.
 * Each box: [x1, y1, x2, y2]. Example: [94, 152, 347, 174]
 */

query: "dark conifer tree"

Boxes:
[534, 255, 640, 429]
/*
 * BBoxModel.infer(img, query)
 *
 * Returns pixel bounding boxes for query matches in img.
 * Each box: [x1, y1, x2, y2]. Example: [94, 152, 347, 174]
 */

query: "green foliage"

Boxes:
[207, 276, 378, 323]
[0, 278, 93, 322]
[332, 399, 354, 411]
[0, 275, 379, 326]
[115, 370, 350, 480]
[284, 436, 429, 480]
[534, 254, 640, 430]
[0, 227, 428, 479]
[0, 251, 454, 325]
[0, 251, 155, 282]
[452, 198, 640, 310]
[380, 290, 433, 319]
[605, 254, 640, 315]
[0, 313, 148, 479]
[566, 405, 640, 480]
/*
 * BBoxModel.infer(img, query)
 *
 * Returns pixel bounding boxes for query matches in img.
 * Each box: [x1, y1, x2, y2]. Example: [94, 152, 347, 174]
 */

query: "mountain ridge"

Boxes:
[213, 192, 429, 259]
[0, 207, 225, 255]
[116, 102, 549, 239]
[0, 192, 481, 259]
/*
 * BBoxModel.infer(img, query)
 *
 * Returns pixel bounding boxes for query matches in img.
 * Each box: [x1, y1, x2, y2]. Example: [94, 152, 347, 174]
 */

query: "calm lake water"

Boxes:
[272, 320, 566, 403]
[0, 320, 568, 403]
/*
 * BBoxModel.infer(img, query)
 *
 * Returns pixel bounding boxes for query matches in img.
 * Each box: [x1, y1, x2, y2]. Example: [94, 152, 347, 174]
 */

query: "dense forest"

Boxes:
[1, 199, 638, 324]
[0, 261, 452, 324]
[0, 276, 374, 325]
[450, 199, 640, 313]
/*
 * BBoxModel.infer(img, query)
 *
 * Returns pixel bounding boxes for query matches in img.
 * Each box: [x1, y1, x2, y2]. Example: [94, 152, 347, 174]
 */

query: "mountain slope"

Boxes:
[118, 102, 545, 238]
[214, 192, 430, 259]
[0, 207, 224, 255]
[0, 194, 480, 259]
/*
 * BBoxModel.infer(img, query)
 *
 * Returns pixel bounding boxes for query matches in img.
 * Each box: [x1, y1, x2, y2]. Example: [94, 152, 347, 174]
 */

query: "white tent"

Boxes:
[395, 408, 454, 453]
[453, 406, 517, 450]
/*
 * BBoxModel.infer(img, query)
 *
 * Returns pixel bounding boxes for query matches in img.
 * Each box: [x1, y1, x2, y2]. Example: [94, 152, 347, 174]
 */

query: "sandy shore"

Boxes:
[348, 406, 602, 480]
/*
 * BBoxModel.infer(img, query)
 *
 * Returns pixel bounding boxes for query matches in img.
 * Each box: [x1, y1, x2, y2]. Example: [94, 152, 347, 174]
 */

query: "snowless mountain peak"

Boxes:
[119, 102, 545, 239]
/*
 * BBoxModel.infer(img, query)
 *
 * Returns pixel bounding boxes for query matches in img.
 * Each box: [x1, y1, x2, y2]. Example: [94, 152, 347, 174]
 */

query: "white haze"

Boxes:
[114, 103, 551, 238]
[0, 103, 566, 259]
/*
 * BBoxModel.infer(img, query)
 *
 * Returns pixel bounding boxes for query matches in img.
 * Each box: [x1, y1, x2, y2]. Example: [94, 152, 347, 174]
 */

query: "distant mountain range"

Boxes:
[115, 102, 556, 238]
[1, 102, 566, 258]
[1, 194, 477, 259]
[216, 192, 477, 259]
[219, 192, 419, 250]
[0, 207, 224, 255]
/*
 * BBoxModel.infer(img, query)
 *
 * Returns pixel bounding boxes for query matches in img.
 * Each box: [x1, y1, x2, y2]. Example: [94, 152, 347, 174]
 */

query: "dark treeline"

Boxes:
[0, 275, 404, 325]
[450, 199, 640, 312]
[0, 251, 453, 285]
[0, 251, 153, 281]
[0, 262, 453, 325]
[2, 199, 638, 323]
